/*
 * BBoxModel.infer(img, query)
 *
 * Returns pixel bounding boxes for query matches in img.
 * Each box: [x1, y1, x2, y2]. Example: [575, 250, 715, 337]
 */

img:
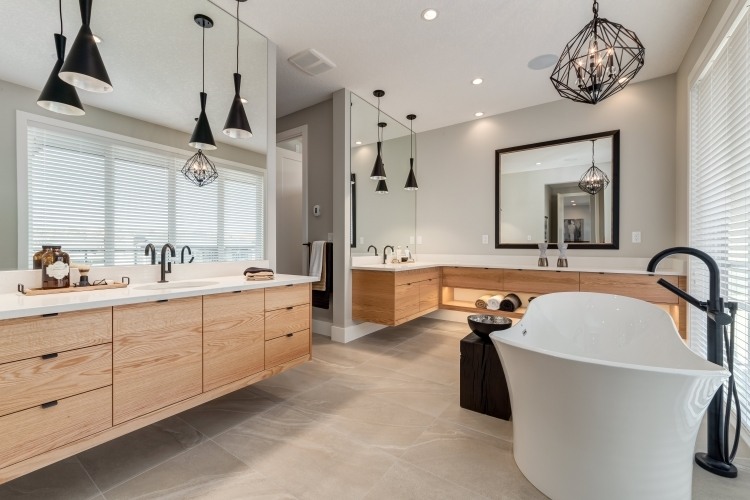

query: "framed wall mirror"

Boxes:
[495, 130, 619, 249]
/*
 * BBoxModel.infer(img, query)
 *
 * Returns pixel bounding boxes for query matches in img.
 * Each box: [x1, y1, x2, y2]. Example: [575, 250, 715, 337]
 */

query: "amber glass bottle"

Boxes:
[41, 246, 70, 289]
[33, 245, 55, 270]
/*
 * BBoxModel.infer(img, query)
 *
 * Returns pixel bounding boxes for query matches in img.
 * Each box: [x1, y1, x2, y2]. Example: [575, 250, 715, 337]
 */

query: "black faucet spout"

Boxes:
[367, 245, 378, 256]
[648, 246, 721, 311]
[181, 245, 194, 264]
[383, 245, 394, 265]
[145, 243, 156, 265]
[159, 243, 176, 283]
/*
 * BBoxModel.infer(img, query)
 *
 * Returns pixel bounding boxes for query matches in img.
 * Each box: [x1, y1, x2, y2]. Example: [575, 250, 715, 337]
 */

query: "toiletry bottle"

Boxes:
[41, 246, 70, 289]
[396, 246, 402, 262]
[33, 245, 54, 270]
[405, 246, 412, 260]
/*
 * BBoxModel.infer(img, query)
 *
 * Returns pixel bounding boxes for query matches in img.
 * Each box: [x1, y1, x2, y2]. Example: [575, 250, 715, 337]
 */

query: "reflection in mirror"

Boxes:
[350, 93, 416, 256]
[351, 174, 357, 248]
[495, 131, 619, 249]
[0, 1, 268, 270]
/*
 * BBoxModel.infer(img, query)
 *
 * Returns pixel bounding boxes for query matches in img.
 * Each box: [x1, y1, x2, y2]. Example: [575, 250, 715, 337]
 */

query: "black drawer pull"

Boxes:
[285, 284, 293, 287]
[41, 401, 58, 409]
[286, 306, 294, 310]
[42, 353, 58, 360]
[233, 290, 242, 293]
[42, 313, 59, 318]
[286, 333, 294, 337]
[156, 299, 169, 303]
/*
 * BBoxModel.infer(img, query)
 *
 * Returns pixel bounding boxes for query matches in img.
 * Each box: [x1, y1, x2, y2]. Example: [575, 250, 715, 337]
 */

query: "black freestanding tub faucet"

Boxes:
[648, 246, 740, 478]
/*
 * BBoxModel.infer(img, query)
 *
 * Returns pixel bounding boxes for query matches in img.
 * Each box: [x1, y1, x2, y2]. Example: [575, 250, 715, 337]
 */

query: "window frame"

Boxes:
[16, 111, 267, 269]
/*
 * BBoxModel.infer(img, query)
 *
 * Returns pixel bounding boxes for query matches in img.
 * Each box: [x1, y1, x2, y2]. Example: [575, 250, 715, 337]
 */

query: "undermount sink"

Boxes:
[135, 281, 220, 291]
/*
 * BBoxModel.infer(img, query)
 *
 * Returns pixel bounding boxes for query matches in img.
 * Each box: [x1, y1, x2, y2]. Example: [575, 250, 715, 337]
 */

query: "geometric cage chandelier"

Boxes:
[550, 0, 645, 105]
[578, 139, 610, 195]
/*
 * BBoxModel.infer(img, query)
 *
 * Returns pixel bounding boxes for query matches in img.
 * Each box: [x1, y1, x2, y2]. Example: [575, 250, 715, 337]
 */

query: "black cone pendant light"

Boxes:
[223, 0, 253, 139]
[375, 179, 389, 194]
[404, 114, 418, 191]
[38, 1, 84, 116]
[189, 14, 217, 151]
[370, 90, 387, 180]
[59, 0, 112, 93]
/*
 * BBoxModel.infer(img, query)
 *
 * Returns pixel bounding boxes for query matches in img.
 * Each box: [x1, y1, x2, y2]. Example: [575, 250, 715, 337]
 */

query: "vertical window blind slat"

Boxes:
[691, 8, 750, 438]
[26, 122, 265, 267]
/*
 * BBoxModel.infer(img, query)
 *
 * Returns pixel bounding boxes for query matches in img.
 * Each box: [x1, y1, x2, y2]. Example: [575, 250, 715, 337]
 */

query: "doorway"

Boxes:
[276, 126, 308, 275]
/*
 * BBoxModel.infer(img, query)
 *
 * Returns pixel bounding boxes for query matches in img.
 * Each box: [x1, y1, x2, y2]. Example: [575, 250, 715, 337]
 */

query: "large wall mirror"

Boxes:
[350, 93, 416, 256]
[1, 0, 268, 270]
[495, 130, 619, 249]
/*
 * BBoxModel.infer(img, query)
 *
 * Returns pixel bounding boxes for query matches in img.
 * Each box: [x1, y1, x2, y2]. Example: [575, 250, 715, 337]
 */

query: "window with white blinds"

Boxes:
[24, 121, 264, 267]
[690, 5, 750, 437]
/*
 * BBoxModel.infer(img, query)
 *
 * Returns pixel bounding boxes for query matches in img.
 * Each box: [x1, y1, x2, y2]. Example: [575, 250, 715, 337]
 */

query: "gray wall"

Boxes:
[277, 98, 333, 243]
[416, 74, 677, 258]
[675, 0, 735, 246]
[0, 79, 266, 270]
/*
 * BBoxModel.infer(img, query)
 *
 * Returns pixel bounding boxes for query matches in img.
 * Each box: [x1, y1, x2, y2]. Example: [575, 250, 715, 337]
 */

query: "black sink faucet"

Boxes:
[181, 245, 194, 264]
[647, 246, 737, 478]
[145, 243, 156, 265]
[159, 243, 176, 283]
[383, 245, 394, 264]
[367, 245, 378, 256]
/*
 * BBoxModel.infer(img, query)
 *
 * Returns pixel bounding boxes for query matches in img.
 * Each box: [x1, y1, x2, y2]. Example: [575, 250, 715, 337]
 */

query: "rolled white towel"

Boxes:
[486, 294, 505, 310]
[475, 295, 492, 309]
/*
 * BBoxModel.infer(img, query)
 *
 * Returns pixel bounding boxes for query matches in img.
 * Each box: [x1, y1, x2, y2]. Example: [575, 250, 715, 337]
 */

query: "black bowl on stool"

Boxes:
[467, 314, 512, 339]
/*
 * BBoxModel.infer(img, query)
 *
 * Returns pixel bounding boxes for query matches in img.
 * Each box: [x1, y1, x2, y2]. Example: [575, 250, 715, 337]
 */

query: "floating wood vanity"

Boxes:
[352, 265, 687, 337]
[0, 278, 313, 484]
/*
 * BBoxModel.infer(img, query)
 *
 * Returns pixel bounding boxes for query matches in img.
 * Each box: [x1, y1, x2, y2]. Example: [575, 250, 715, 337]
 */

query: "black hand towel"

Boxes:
[500, 293, 522, 312]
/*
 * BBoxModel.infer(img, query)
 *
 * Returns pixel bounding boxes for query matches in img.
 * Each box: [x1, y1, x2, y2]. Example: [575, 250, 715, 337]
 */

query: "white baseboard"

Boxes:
[425, 309, 471, 324]
[330, 322, 387, 343]
[312, 319, 332, 337]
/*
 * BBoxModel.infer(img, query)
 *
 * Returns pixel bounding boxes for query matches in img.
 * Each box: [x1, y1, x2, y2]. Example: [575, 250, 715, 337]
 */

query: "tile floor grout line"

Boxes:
[392, 456, 494, 500]
[74, 455, 105, 499]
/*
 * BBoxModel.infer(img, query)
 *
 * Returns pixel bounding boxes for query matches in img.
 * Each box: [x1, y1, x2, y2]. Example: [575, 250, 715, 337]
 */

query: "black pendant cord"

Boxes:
[591, 139, 595, 165]
[377, 95, 382, 142]
[410, 119, 414, 159]
[202, 22, 206, 93]
[236, 0, 240, 73]
[58, 0, 63, 35]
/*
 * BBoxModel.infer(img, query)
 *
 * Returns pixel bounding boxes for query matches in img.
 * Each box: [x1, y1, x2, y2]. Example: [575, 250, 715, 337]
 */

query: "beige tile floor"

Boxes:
[1, 317, 749, 499]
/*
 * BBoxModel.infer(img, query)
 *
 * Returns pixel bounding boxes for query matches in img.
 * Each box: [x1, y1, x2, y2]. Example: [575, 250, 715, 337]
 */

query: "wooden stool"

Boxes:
[459, 333, 512, 420]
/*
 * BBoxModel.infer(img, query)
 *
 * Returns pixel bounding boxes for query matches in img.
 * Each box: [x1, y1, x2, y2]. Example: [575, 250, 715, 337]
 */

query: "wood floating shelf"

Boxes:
[440, 300, 526, 319]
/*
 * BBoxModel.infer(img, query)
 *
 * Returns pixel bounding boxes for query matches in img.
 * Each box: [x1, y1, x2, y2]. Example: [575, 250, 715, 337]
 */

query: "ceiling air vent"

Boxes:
[288, 49, 336, 76]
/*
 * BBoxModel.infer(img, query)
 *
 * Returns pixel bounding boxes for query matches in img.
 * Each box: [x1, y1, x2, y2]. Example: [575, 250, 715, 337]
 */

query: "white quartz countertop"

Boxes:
[0, 274, 317, 321]
[350, 261, 683, 276]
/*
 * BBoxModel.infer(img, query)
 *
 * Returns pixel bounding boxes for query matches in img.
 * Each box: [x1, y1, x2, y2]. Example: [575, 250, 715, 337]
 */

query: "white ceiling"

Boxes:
[502, 138, 613, 174]
[225, 0, 711, 133]
[1, 0, 268, 153]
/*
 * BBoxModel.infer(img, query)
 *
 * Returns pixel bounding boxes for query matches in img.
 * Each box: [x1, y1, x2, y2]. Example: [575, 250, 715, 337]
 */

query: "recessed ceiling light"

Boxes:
[355, 141, 362, 145]
[472, 78, 483, 85]
[93, 34, 102, 44]
[474, 112, 484, 117]
[421, 8, 438, 21]
[536, 162, 541, 165]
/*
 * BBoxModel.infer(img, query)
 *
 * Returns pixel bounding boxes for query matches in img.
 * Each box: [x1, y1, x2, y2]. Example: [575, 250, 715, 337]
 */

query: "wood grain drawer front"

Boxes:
[503, 270, 580, 294]
[203, 291, 265, 392]
[352, 271, 396, 325]
[395, 283, 420, 320]
[113, 297, 203, 425]
[394, 268, 439, 286]
[265, 284, 310, 311]
[580, 273, 680, 304]
[265, 329, 310, 368]
[441, 267, 504, 290]
[265, 304, 310, 340]
[0, 308, 112, 365]
[0, 343, 112, 418]
[419, 279, 439, 312]
[0, 386, 112, 469]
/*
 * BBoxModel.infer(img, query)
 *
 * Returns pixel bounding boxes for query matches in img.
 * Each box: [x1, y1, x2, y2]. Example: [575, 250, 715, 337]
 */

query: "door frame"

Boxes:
[276, 125, 309, 273]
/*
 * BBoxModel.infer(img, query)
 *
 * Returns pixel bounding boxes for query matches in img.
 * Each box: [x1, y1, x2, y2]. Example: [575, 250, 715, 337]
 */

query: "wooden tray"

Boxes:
[18, 281, 129, 296]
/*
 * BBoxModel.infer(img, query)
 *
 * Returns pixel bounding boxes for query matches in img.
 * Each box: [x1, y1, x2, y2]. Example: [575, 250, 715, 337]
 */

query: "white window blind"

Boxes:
[26, 121, 264, 267]
[690, 6, 750, 437]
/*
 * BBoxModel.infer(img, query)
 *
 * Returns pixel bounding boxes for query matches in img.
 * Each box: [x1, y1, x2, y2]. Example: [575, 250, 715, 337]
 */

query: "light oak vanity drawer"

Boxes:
[265, 304, 310, 340]
[265, 284, 310, 311]
[265, 329, 310, 368]
[0, 343, 112, 417]
[503, 270, 580, 294]
[0, 386, 112, 469]
[419, 279, 440, 311]
[395, 282, 420, 320]
[394, 268, 439, 286]
[579, 273, 679, 304]
[441, 267, 504, 289]
[0, 308, 112, 365]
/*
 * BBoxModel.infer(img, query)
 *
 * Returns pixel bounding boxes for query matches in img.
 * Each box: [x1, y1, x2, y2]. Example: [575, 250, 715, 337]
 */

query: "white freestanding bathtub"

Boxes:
[490, 292, 728, 500]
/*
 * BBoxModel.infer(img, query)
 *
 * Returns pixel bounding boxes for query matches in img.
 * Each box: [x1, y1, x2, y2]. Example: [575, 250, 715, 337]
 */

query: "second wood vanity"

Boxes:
[0, 277, 313, 484]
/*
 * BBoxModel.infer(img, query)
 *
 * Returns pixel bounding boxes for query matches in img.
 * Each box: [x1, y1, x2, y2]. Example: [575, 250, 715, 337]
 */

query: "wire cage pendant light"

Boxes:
[550, 0, 645, 104]
[578, 139, 610, 194]
[370, 90, 387, 180]
[58, 0, 112, 93]
[404, 114, 418, 191]
[38, 0, 85, 116]
[223, 0, 253, 139]
[182, 149, 219, 187]
[189, 14, 217, 151]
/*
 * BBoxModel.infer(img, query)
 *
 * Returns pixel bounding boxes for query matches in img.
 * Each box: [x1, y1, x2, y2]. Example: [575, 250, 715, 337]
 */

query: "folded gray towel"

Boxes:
[244, 267, 274, 276]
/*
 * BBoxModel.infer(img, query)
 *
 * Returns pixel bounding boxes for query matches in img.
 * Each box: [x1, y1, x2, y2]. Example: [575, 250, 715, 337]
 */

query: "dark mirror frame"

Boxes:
[351, 173, 357, 248]
[495, 130, 620, 250]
